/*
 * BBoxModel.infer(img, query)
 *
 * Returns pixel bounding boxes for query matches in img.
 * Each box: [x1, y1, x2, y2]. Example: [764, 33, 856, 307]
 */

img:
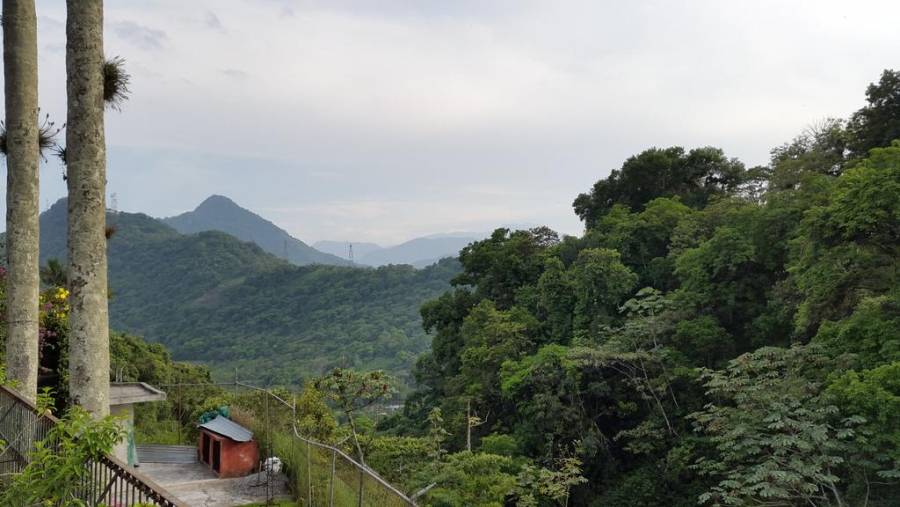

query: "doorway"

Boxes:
[201, 433, 210, 464]
[212, 440, 221, 473]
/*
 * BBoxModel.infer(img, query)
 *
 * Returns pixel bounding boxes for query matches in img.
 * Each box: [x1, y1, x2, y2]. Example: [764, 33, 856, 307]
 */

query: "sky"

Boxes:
[3, 0, 899, 245]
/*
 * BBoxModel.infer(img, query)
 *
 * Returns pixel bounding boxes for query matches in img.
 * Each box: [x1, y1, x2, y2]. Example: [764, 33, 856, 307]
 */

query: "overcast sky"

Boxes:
[4, 0, 899, 245]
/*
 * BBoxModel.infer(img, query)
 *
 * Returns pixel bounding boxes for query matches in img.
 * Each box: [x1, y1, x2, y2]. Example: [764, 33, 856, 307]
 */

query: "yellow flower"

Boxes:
[55, 287, 69, 301]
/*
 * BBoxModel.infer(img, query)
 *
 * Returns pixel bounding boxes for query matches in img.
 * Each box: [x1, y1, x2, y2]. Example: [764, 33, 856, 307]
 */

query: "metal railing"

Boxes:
[0, 385, 186, 507]
[236, 382, 417, 506]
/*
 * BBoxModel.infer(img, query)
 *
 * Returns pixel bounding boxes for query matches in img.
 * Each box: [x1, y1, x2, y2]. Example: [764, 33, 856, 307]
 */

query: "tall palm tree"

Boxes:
[3, 0, 40, 403]
[66, 0, 109, 417]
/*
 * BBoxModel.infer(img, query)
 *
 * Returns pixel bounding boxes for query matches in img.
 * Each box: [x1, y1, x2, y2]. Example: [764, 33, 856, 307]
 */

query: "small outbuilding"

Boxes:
[198, 415, 259, 478]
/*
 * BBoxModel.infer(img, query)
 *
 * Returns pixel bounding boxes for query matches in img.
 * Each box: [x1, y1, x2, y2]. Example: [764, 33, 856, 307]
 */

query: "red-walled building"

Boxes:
[197, 416, 259, 478]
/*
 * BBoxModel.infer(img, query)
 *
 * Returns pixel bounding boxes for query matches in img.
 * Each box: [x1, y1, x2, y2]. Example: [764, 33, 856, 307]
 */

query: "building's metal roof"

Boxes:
[136, 445, 198, 464]
[109, 382, 167, 406]
[198, 416, 254, 442]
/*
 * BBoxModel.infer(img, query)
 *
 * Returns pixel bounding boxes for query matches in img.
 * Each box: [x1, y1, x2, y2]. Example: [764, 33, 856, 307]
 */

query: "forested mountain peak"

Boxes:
[3, 197, 463, 386]
[162, 194, 350, 266]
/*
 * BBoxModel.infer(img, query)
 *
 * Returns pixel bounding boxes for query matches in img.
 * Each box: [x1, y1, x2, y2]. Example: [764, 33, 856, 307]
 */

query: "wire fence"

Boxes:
[0, 385, 186, 507]
[231, 381, 417, 506]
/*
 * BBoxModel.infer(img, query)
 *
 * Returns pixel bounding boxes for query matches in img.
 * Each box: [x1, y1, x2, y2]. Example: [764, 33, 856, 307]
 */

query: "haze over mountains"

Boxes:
[314, 235, 484, 268]
[161, 194, 484, 268]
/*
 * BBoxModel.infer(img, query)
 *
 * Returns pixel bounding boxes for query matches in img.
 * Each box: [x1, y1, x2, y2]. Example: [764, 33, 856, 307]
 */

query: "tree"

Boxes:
[769, 118, 849, 190]
[690, 346, 872, 506]
[848, 69, 900, 157]
[514, 457, 588, 507]
[570, 248, 638, 341]
[573, 146, 745, 228]
[3, 0, 40, 403]
[790, 142, 900, 336]
[314, 368, 394, 464]
[294, 384, 338, 443]
[65, 0, 110, 416]
[416, 451, 519, 507]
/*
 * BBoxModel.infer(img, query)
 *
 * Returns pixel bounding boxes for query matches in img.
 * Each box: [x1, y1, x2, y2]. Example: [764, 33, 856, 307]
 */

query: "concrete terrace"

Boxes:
[139, 462, 291, 507]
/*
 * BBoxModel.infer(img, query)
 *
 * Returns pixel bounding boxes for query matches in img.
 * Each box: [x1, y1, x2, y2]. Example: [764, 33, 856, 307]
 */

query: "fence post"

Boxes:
[307, 438, 312, 506]
[358, 468, 364, 507]
[329, 448, 336, 507]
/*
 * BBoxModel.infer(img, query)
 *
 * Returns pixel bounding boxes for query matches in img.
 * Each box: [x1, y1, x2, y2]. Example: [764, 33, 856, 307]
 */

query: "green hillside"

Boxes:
[14, 200, 459, 386]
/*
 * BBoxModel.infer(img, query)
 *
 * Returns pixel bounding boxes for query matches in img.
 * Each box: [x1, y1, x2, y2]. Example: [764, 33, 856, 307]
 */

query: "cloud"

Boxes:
[110, 21, 167, 51]
[17, 0, 900, 246]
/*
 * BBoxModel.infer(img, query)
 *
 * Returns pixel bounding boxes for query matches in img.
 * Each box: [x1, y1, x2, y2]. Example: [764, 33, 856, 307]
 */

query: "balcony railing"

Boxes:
[0, 385, 186, 507]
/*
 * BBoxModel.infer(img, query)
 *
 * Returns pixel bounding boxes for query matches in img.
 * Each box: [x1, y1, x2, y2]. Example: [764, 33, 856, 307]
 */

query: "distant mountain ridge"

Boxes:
[313, 241, 384, 261]
[314, 234, 484, 267]
[6, 198, 459, 386]
[163, 195, 349, 266]
[359, 236, 478, 267]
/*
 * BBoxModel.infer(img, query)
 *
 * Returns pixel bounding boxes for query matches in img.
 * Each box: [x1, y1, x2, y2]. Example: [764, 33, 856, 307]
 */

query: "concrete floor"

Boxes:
[139, 462, 292, 507]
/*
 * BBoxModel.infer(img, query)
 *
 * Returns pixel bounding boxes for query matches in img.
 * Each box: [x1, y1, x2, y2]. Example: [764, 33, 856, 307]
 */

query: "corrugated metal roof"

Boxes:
[198, 416, 254, 442]
[137, 445, 198, 464]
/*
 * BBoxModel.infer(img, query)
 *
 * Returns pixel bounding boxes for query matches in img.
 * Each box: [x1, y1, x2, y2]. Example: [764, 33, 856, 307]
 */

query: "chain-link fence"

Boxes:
[274, 427, 416, 507]
[233, 382, 417, 507]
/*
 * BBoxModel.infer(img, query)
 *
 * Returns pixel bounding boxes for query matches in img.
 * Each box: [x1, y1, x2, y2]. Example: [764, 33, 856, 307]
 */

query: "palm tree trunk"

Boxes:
[66, 0, 109, 417]
[3, 0, 40, 403]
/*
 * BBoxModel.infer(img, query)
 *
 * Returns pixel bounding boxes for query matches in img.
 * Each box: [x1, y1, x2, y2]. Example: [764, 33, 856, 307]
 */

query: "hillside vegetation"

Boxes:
[13, 200, 460, 385]
[373, 69, 900, 506]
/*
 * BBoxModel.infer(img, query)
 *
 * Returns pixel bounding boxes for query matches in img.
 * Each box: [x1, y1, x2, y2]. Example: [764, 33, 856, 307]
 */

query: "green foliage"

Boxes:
[398, 70, 900, 505]
[848, 69, 900, 157]
[827, 362, 900, 480]
[689, 346, 877, 506]
[514, 457, 588, 506]
[573, 146, 746, 228]
[315, 368, 394, 463]
[110, 331, 219, 445]
[0, 407, 125, 506]
[427, 407, 450, 462]
[295, 384, 338, 443]
[671, 316, 732, 368]
[570, 248, 638, 340]
[418, 451, 520, 507]
[454, 227, 558, 309]
[6, 199, 461, 388]
[365, 435, 433, 490]
[480, 433, 519, 457]
[790, 143, 900, 336]
[813, 295, 900, 367]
